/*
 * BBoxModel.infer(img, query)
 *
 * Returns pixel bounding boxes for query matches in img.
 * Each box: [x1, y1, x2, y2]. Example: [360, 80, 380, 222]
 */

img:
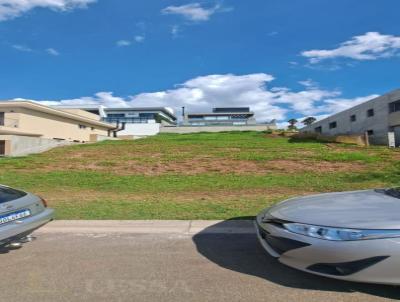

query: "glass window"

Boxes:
[389, 100, 400, 113]
[350, 114, 356, 122]
[367, 129, 374, 136]
[107, 113, 125, 118]
[0, 186, 27, 203]
[315, 126, 322, 133]
[367, 109, 374, 117]
[329, 121, 337, 129]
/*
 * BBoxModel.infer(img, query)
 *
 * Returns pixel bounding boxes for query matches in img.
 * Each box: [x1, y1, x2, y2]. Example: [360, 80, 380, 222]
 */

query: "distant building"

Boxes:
[183, 107, 257, 126]
[55, 106, 177, 137]
[0, 101, 115, 141]
[300, 89, 400, 146]
[0, 101, 116, 156]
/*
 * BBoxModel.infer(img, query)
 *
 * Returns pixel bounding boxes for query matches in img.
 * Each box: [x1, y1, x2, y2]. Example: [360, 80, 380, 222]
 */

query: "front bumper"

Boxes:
[0, 208, 54, 243]
[255, 215, 400, 285]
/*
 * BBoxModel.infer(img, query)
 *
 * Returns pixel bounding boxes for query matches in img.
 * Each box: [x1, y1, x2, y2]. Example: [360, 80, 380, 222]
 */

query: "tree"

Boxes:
[302, 117, 317, 126]
[287, 118, 298, 130]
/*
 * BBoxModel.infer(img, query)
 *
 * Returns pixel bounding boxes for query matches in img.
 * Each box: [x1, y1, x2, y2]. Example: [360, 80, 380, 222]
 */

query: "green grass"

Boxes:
[0, 131, 399, 220]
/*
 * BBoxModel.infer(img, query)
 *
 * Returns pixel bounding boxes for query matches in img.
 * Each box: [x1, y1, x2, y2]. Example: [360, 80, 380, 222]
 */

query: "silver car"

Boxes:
[0, 184, 54, 247]
[256, 188, 400, 285]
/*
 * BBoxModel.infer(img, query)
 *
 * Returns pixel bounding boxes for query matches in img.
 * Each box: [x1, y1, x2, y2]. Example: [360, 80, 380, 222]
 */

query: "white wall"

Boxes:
[118, 123, 161, 137]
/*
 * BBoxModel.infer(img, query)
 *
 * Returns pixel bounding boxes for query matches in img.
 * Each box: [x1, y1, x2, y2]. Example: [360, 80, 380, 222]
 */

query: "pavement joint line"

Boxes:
[34, 220, 256, 235]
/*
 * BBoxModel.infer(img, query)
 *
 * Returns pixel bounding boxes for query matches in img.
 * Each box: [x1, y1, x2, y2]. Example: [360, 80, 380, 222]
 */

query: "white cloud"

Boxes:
[314, 95, 379, 115]
[12, 44, 32, 52]
[116, 36, 145, 47]
[171, 25, 180, 38]
[46, 48, 60, 56]
[116, 40, 131, 47]
[18, 73, 377, 125]
[302, 32, 400, 63]
[298, 79, 319, 89]
[37, 92, 130, 108]
[134, 35, 145, 43]
[0, 0, 96, 21]
[161, 3, 231, 21]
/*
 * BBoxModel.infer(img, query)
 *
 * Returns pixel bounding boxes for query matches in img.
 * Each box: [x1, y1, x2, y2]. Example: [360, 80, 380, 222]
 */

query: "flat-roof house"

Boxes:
[183, 107, 257, 126]
[0, 101, 116, 155]
[300, 89, 400, 146]
[55, 105, 177, 137]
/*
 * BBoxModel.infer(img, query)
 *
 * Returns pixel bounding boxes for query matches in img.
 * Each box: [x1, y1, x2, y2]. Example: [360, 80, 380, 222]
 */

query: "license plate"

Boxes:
[0, 209, 31, 225]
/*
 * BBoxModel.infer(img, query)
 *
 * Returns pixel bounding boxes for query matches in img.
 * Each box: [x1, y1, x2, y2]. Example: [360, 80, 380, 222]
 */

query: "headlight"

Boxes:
[283, 223, 400, 241]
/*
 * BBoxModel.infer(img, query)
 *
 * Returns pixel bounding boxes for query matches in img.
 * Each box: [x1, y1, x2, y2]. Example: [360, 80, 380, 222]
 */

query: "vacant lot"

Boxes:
[0, 132, 399, 219]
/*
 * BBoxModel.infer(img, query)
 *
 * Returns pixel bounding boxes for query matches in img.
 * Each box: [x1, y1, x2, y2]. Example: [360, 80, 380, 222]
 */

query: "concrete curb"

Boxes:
[35, 220, 256, 235]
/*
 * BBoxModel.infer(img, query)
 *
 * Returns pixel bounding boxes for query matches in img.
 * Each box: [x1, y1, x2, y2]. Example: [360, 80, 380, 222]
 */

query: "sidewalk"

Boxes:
[36, 220, 255, 235]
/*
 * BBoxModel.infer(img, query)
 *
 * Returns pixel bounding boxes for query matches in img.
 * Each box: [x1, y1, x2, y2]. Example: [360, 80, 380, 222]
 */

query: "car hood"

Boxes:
[267, 190, 400, 229]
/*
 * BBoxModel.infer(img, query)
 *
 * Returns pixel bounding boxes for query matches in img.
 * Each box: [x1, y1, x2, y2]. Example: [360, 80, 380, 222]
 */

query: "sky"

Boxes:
[0, 0, 399, 127]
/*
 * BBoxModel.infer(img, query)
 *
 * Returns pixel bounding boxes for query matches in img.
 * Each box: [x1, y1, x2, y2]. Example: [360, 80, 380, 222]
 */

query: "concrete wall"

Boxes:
[301, 89, 400, 145]
[2, 107, 111, 142]
[160, 125, 276, 134]
[89, 134, 120, 142]
[118, 123, 161, 137]
[0, 135, 71, 157]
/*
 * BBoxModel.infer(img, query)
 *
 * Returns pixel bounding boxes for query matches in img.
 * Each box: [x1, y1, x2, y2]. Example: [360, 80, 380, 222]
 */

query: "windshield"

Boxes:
[0, 186, 27, 203]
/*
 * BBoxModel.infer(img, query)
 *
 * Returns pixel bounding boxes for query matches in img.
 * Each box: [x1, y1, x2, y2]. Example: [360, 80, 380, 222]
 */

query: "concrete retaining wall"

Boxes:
[118, 123, 161, 137]
[160, 125, 275, 134]
[293, 132, 368, 146]
[0, 135, 71, 157]
[89, 134, 119, 142]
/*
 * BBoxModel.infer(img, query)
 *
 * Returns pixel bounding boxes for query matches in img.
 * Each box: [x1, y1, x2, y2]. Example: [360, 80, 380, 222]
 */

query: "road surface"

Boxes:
[0, 220, 398, 302]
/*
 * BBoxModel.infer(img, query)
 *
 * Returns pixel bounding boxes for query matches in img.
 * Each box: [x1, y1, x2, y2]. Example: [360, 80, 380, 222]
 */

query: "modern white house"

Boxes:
[183, 107, 257, 126]
[55, 105, 177, 137]
[300, 89, 400, 146]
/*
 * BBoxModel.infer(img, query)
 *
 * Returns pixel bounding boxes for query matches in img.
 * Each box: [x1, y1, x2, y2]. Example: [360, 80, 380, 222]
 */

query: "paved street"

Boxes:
[0, 221, 399, 302]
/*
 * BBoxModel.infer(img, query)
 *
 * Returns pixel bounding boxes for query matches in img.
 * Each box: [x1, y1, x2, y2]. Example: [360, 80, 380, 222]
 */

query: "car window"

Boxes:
[0, 186, 27, 203]
[377, 188, 400, 199]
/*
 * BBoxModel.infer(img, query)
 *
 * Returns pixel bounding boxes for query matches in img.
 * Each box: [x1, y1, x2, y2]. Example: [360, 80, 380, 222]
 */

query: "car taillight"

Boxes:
[40, 197, 48, 208]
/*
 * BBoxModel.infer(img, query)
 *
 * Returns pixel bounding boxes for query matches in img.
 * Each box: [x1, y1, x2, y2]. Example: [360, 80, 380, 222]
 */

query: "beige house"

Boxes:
[0, 101, 117, 156]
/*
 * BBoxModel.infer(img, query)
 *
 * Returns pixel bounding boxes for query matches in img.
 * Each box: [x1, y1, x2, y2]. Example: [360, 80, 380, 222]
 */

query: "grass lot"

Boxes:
[0, 131, 399, 220]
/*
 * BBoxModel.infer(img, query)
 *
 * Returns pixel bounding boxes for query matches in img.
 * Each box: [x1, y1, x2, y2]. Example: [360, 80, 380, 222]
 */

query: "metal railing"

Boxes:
[0, 117, 19, 128]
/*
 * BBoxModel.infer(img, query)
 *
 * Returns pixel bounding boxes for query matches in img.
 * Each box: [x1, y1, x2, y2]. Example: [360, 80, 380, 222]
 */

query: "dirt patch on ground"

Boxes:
[25, 155, 368, 176]
[266, 159, 366, 173]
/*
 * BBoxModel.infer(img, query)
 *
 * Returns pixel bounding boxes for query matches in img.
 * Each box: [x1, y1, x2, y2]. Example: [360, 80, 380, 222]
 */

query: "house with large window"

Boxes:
[301, 89, 400, 146]
[183, 107, 257, 126]
[55, 105, 177, 137]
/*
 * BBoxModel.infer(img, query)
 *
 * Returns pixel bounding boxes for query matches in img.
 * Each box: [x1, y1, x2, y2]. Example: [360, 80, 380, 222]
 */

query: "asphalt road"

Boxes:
[0, 221, 399, 302]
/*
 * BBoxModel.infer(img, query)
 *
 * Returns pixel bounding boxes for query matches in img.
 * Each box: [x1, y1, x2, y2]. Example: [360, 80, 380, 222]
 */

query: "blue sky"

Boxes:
[0, 0, 399, 125]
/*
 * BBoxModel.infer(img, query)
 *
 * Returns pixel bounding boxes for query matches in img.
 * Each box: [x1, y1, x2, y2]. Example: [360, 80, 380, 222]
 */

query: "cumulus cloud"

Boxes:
[161, 2, 231, 21]
[0, 0, 96, 21]
[302, 32, 400, 63]
[17, 74, 377, 126]
[313, 95, 379, 115]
